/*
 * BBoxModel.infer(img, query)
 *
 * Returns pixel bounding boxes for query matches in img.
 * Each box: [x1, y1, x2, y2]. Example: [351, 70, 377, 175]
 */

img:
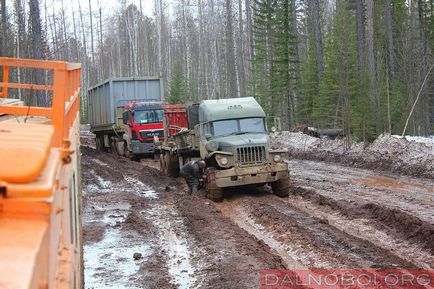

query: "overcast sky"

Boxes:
[49, 0, 156, 28]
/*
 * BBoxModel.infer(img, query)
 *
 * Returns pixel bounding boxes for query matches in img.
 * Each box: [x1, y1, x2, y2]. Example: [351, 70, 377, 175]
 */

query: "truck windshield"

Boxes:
[133, 109, 164, 124]
[211, 118, 266, 137]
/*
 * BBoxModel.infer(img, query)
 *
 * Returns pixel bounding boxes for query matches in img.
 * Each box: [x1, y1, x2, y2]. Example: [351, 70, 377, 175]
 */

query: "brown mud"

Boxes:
[81, 131, 434, 289]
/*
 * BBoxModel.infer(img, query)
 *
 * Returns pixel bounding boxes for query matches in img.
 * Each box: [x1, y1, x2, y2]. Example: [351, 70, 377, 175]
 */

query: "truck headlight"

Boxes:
[273, 154, 282, 162]
[220, 157, 228, 165]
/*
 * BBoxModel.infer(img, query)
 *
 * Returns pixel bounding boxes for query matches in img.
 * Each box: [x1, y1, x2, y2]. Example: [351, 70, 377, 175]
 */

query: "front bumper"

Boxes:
[131, 140, 155, 154]
[214, 163, 288, 188]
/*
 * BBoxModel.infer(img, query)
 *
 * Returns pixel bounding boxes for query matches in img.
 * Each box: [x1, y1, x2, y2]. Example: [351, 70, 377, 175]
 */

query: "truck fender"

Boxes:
[208, 151, 233, 158]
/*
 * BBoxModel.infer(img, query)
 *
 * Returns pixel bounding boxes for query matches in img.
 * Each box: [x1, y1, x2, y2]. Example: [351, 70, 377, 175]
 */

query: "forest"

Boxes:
[0, 0, 433, 141]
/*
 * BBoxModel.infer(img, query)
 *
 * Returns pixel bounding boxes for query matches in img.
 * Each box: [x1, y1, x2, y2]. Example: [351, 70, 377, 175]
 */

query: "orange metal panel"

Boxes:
[0, 124, 54, 184]
[0, 57, 67, 70]
[0, 105, 52, 117]
[1, 65, 9, 97]
[51, 69, 67, 148]
[0, 216, 49, 289]
[0, 82, 54, 91]
[1, 199, 52, 219]
[7, 151, 61, 198]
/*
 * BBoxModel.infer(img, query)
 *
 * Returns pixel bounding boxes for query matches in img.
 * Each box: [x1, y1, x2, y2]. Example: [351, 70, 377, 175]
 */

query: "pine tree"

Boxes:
[167, 61, 187, 103]
[251, 0, 298, 129]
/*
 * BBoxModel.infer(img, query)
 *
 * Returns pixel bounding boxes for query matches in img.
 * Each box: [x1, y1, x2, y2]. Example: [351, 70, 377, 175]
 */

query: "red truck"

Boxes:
[88, 78, 165, 159]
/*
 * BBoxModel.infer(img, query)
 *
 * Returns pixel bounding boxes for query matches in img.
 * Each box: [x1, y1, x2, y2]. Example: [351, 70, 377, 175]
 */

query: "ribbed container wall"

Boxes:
[88, 77, 164, 132]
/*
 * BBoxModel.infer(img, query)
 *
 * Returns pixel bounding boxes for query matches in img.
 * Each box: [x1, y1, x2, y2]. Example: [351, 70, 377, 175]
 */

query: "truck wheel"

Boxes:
[205, 169, 223, 202]
[164, 151, 179, 177]
[207, 181, 223, 202]
[95, 136, 103, 152]
[110, 140, 118, 155]
[271, 177, 290, 197]
[159, 153, 167, 174]
[124, 142, 132, 159]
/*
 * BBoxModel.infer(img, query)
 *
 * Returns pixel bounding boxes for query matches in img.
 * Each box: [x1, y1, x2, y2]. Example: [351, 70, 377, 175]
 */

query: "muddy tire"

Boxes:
[206, 169, 223, 202]
[271, 177, 290, 197]
[207, 182, 223, 202]
[110, 140, 118, 155]
[95, 136, 104, 152]
[124, 142, 135, 160]
[164, 151, 179, 177]
[159, 153, 167, 174]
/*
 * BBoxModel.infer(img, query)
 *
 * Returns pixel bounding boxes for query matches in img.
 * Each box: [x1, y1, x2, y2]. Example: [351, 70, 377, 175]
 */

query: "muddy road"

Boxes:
[81, 144, 434, 288]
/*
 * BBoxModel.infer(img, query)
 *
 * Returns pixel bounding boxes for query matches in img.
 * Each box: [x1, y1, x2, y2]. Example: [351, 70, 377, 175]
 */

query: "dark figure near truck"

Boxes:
[180, 160, 206, 194]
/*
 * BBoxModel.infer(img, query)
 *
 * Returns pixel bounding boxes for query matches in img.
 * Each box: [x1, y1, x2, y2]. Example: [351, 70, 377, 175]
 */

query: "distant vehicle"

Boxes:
[293, 123, 345, 139]
[0, 57, 82, 288]
[156, 97, 290, 201]
[88, 77, 165, 159]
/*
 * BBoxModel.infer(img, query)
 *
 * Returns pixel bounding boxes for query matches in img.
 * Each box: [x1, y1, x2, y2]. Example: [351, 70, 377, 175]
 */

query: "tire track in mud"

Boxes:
[175, 194, 286, 289]
[288, 159, 434, 224]
[217, 191, 422, 270]
[82, 147, 288, 289]
[286, 188, 434, 268]
[291, 186, 434, 257]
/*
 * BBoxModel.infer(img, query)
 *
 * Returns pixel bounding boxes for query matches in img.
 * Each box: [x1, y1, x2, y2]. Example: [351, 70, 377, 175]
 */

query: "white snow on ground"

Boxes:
[392, 135, 434, 145]
[124, 176, 159, 199]
[272, 132, 434, 175]
[88, 170, 112, 190]
[83, 170, 158, 199]
[91, 158, 110, 167]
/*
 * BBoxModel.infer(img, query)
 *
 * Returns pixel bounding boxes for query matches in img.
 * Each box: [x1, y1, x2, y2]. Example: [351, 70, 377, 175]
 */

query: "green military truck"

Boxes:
[157, 97, 290, 201]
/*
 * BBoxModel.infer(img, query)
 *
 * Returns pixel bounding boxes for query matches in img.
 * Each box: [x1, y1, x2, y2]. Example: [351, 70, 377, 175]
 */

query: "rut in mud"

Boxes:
[81, 136, 434, 288]
[81, 146, 284, 289]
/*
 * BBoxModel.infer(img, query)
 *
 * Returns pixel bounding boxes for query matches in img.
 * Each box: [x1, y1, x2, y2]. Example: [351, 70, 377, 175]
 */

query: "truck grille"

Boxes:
[236, 146, 266, 165]
[140, 129, 163, 139]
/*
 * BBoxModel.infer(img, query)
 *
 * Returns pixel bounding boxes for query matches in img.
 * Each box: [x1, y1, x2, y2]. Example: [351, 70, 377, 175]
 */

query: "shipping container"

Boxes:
[88, 77, 164, 133]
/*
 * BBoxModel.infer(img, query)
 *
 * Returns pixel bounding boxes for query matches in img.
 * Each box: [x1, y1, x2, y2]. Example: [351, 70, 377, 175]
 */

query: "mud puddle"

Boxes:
[84, 204, 151, 289]
[147, 205, 199, 289]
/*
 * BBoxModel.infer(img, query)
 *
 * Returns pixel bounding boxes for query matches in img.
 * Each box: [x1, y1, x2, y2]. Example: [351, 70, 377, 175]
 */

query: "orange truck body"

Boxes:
[0, 58, 82, 289]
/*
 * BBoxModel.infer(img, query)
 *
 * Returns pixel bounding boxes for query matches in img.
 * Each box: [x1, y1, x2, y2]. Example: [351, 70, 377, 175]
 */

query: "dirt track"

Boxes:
[81, 138, 434, 288]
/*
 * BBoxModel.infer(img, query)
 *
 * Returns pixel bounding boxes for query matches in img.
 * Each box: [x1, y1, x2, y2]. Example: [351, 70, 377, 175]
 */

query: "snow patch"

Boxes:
[272, 132, 434, 177]
[124, 176, 158, 199]
[91, 158, 110, 167]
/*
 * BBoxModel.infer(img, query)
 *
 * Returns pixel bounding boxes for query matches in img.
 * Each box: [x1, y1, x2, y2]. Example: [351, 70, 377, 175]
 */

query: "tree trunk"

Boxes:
[385, 0, 395, 82]
[1, 0, 7, 56]
[245, 0, 253, 90]
[226, 0, 238, 97]
[355, 0, 365, 73]
[237, 0, 246, 96]
[366, 0, 376, 102]
[88, 0, 95, 78]
[29, 0, 45, 105]
[311, 0, 323, 82]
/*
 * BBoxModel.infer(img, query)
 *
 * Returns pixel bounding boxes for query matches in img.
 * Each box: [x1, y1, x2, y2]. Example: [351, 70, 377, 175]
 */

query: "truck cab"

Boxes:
[121, 101, 164, 156]
[159, 97, 290, 201]
[197, 98, 289, 198]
